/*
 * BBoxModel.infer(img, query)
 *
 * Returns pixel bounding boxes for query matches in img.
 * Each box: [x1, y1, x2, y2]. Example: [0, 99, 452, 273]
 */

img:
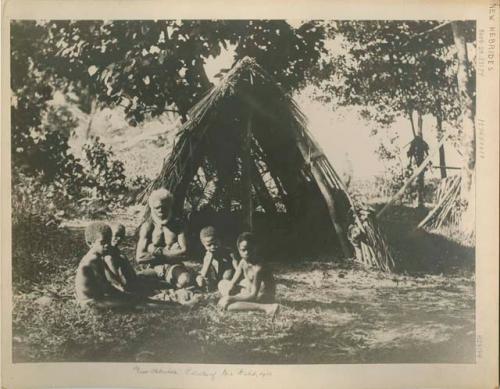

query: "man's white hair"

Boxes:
[148, 188, 173, 207]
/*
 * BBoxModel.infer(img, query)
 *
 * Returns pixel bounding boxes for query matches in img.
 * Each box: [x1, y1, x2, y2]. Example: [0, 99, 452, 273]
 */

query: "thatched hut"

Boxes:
[138, 57, 394, 271]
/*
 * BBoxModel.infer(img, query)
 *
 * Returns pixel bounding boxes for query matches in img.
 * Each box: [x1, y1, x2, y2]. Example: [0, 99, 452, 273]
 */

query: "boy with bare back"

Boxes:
[196, 226, 237, 291]
[75, 222, 169, 309]
[217, 232, 278, 315]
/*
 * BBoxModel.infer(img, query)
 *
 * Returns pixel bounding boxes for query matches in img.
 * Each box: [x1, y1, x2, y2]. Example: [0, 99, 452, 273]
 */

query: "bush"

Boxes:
[12, 172, 63, 227]
[13, 104, 86, 186]
[67, 136, 128, 217]
[82, 136, 127, 201]
[14, 100, 130, 218]
[11, 172, 88, 292]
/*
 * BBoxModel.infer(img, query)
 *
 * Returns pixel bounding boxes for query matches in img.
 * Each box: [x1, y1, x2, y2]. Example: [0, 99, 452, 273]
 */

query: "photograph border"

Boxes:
[1, 1, 498, 388]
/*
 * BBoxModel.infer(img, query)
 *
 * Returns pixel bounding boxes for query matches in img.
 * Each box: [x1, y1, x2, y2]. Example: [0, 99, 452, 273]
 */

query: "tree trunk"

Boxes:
[195, 58, 212, 91]
[173, 61, 212, 124]
[408, 108, 417, 137]
[451, 21, 476, 201]
[416, 111, 425, 208]
[241, 113, 253, 231]
[85, 99, 98, 140]
[451, 21, 476, 235]
[438, 147, 447, 179]
[435, 113, 447, 179]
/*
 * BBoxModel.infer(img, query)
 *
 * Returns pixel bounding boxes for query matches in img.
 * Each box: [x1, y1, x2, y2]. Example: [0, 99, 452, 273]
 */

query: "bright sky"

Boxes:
[296, 95, 462, 180]
[204, 44, 236, 82]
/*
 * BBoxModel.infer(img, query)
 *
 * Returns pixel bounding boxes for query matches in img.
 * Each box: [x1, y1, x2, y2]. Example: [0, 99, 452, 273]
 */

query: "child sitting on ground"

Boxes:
[75, 222, 169, 309]
[103, 223, 138, 293]
[196, 226, 237, 291]
[104, 222, 166, 296]
[217, 232, 278, 315]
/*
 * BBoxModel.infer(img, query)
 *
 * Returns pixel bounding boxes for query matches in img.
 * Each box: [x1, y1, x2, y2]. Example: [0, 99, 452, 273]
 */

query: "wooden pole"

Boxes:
[241, 113, 253, 231]
[252, 140, 289, 205]
[252, 130, 299, 216]
[436, 112, 448, 179]
[251, 160, 277, 215]
[376, 138, 447, 219]
[408, 109, 417, 138]
[295, 136, 352, 258]
[431, 166, 461, 170]
[416, 111, 425, 209]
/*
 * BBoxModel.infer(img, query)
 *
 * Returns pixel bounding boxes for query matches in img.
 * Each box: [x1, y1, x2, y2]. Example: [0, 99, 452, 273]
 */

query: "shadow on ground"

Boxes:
[11, 203, 475, 364]
[375, 204, 475, 275]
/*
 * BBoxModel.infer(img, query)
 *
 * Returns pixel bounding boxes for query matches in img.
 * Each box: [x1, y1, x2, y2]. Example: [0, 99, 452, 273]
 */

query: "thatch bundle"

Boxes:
[138, 57, 394, 271]
[418, 174, 464, 231]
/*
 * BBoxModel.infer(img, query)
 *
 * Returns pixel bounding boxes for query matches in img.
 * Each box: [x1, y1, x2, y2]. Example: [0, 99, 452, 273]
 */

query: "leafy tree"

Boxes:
[451, 21, 476, 230]
[11, 19, 328, 209]
[11, 20, 328, 216]
[228, 20, 326, 90]
[38, 20, 326, 125]
[11, 21, 56, 177]
[310, 20, 474, 207]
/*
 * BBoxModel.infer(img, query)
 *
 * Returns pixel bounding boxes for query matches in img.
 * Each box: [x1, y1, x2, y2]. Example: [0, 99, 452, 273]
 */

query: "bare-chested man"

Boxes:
[136, 189, 189, 281]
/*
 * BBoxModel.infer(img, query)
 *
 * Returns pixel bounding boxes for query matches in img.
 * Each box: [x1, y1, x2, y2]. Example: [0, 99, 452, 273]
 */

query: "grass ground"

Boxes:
[11, 205, 475, 364]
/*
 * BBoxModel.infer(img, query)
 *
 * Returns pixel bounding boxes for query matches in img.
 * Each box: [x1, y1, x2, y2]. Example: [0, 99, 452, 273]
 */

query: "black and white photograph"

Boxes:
[2, 7, 496, 385]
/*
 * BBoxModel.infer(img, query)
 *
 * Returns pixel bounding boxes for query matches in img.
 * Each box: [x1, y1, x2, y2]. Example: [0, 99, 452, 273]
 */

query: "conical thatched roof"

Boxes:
[138, 57, 394, 271]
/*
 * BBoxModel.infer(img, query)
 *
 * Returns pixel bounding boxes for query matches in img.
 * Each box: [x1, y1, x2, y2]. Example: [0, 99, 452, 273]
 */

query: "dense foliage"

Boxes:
[11, 20, 328, 217]
[14, 20, 325, 124]
[309, 20, 475, 207]
[311, 21, 475, 127]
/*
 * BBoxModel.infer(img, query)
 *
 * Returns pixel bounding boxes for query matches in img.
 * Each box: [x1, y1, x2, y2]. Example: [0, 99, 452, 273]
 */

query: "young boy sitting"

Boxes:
[196, 226, 237, 291]
[75, 222, 169, 309]
[103, 222, 166, 296]
[217, 232, 278, 315]
[103, 223, 138, 293]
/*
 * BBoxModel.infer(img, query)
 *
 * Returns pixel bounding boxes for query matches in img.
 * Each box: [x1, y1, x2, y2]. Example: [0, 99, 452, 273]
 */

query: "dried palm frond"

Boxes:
[136, 59, 257, 203]
[418, 175, 463, 231]
[137, 57, 395, 271]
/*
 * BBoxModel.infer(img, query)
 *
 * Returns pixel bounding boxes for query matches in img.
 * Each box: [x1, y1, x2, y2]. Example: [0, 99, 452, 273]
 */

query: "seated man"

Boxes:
[136, 188, 188, 280]
[106, 222, 199, 306]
